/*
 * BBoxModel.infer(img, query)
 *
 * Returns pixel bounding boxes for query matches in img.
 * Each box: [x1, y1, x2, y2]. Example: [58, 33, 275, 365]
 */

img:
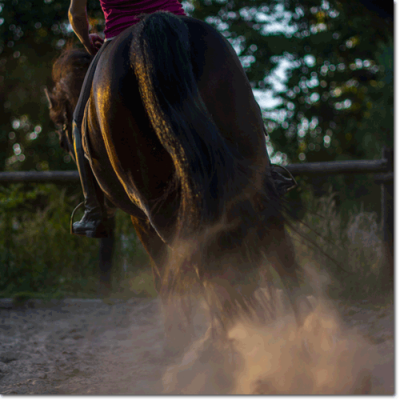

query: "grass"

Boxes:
[288, 191, 392, 301]
[0, 184, 391, 303]
[0, 184, 153, 300]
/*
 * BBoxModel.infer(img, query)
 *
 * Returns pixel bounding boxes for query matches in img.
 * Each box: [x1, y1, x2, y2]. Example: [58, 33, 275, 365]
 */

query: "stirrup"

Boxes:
[272, 164, 298, 191]
[70, 201, 85, 235]
[271, 164, 298, 195]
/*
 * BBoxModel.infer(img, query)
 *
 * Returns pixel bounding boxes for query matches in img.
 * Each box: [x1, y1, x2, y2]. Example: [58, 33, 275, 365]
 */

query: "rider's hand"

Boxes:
[89, 33, 104, 54]
[69, 0, 103, 56]
[69, 9, 103, 56]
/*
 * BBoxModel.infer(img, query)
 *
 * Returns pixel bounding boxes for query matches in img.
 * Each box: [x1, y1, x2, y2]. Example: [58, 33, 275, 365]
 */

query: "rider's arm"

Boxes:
[69, 0, 97, 55]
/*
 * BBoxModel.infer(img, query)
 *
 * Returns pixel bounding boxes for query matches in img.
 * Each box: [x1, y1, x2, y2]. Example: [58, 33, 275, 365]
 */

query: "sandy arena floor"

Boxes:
[0, 295, 394, 395]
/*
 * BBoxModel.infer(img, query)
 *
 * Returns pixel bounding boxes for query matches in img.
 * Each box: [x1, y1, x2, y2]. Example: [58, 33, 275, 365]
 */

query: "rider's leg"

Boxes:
[71, 120, 112, 237]
[71, 40, 112, 238]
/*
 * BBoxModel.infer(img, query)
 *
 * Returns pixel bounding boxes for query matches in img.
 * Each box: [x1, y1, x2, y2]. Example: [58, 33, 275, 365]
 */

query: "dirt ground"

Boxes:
[0, 294, 394, 395]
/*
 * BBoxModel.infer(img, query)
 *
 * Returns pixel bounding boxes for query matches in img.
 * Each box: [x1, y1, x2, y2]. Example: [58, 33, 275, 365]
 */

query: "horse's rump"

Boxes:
[89, 13, 279, 236]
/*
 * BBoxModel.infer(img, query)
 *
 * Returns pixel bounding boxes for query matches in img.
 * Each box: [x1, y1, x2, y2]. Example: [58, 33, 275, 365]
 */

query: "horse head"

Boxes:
[46, 48, 92, 160]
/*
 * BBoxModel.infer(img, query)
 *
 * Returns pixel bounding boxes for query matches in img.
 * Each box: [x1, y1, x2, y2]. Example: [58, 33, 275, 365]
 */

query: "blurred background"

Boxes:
[0, 0, 393, 301]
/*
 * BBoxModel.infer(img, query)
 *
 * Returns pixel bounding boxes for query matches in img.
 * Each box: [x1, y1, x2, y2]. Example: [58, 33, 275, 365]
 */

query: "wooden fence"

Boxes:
[0, 147, 393, 278]
[0, 158, 391, 183]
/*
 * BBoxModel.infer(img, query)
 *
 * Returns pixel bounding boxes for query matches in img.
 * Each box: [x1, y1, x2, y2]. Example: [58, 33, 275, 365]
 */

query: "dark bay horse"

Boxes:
[48, 11, 310, 339]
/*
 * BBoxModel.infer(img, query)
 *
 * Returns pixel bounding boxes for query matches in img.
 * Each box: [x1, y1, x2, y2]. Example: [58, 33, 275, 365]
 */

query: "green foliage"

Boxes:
[0, 184, 98, 295]
[0, 0, 104, 172]
[190, 0, 393, 163]
[0, 184, 151, 298]
[189, 0, 392, 213]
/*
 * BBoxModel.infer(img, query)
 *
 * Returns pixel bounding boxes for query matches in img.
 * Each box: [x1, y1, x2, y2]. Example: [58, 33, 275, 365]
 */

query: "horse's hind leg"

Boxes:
[130, 216, 168, 292]
[130, 216, 196, 355]
[265, 220, 313, 326]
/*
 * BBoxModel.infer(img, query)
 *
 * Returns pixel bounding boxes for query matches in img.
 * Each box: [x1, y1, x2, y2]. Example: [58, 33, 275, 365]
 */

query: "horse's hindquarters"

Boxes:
[183, 17, 268, 164]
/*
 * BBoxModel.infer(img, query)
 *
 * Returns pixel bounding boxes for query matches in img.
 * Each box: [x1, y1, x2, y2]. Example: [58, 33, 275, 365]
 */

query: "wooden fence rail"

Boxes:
[0, 170, 79, 183]
[286, 159, 389, 176]
[0, 148, 393, 282]
[0, 159, 391, 183]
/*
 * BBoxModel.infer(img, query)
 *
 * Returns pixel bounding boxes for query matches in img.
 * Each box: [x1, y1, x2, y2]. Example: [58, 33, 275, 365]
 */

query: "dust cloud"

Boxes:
[161, 285, 376, 395]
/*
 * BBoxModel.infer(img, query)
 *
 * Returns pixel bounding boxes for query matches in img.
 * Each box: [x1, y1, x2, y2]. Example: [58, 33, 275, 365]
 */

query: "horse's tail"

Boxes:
[130, 12, 285, 328]
[129, 11, 239, 236]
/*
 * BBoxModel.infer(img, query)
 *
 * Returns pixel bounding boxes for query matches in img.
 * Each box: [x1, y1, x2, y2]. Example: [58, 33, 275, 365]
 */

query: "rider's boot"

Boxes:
[71, 120, 111, 238]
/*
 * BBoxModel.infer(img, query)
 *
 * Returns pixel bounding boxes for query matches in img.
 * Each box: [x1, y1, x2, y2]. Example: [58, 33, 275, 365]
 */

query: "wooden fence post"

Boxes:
[378, 147, 394, 284]
[98, 216, 116, 296]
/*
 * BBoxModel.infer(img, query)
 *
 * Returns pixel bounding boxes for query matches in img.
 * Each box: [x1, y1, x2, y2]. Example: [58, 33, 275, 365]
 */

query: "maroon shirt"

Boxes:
[99, 0, 186, 39]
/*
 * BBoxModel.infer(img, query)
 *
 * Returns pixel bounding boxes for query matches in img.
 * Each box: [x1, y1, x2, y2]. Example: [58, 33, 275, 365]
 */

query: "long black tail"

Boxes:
[130, 12, 286, 328]
[130, 12, 240, 237]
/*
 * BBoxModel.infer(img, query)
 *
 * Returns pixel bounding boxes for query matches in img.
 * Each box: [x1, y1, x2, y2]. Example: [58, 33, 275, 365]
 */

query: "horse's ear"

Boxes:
[44, 87, 53, 109]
